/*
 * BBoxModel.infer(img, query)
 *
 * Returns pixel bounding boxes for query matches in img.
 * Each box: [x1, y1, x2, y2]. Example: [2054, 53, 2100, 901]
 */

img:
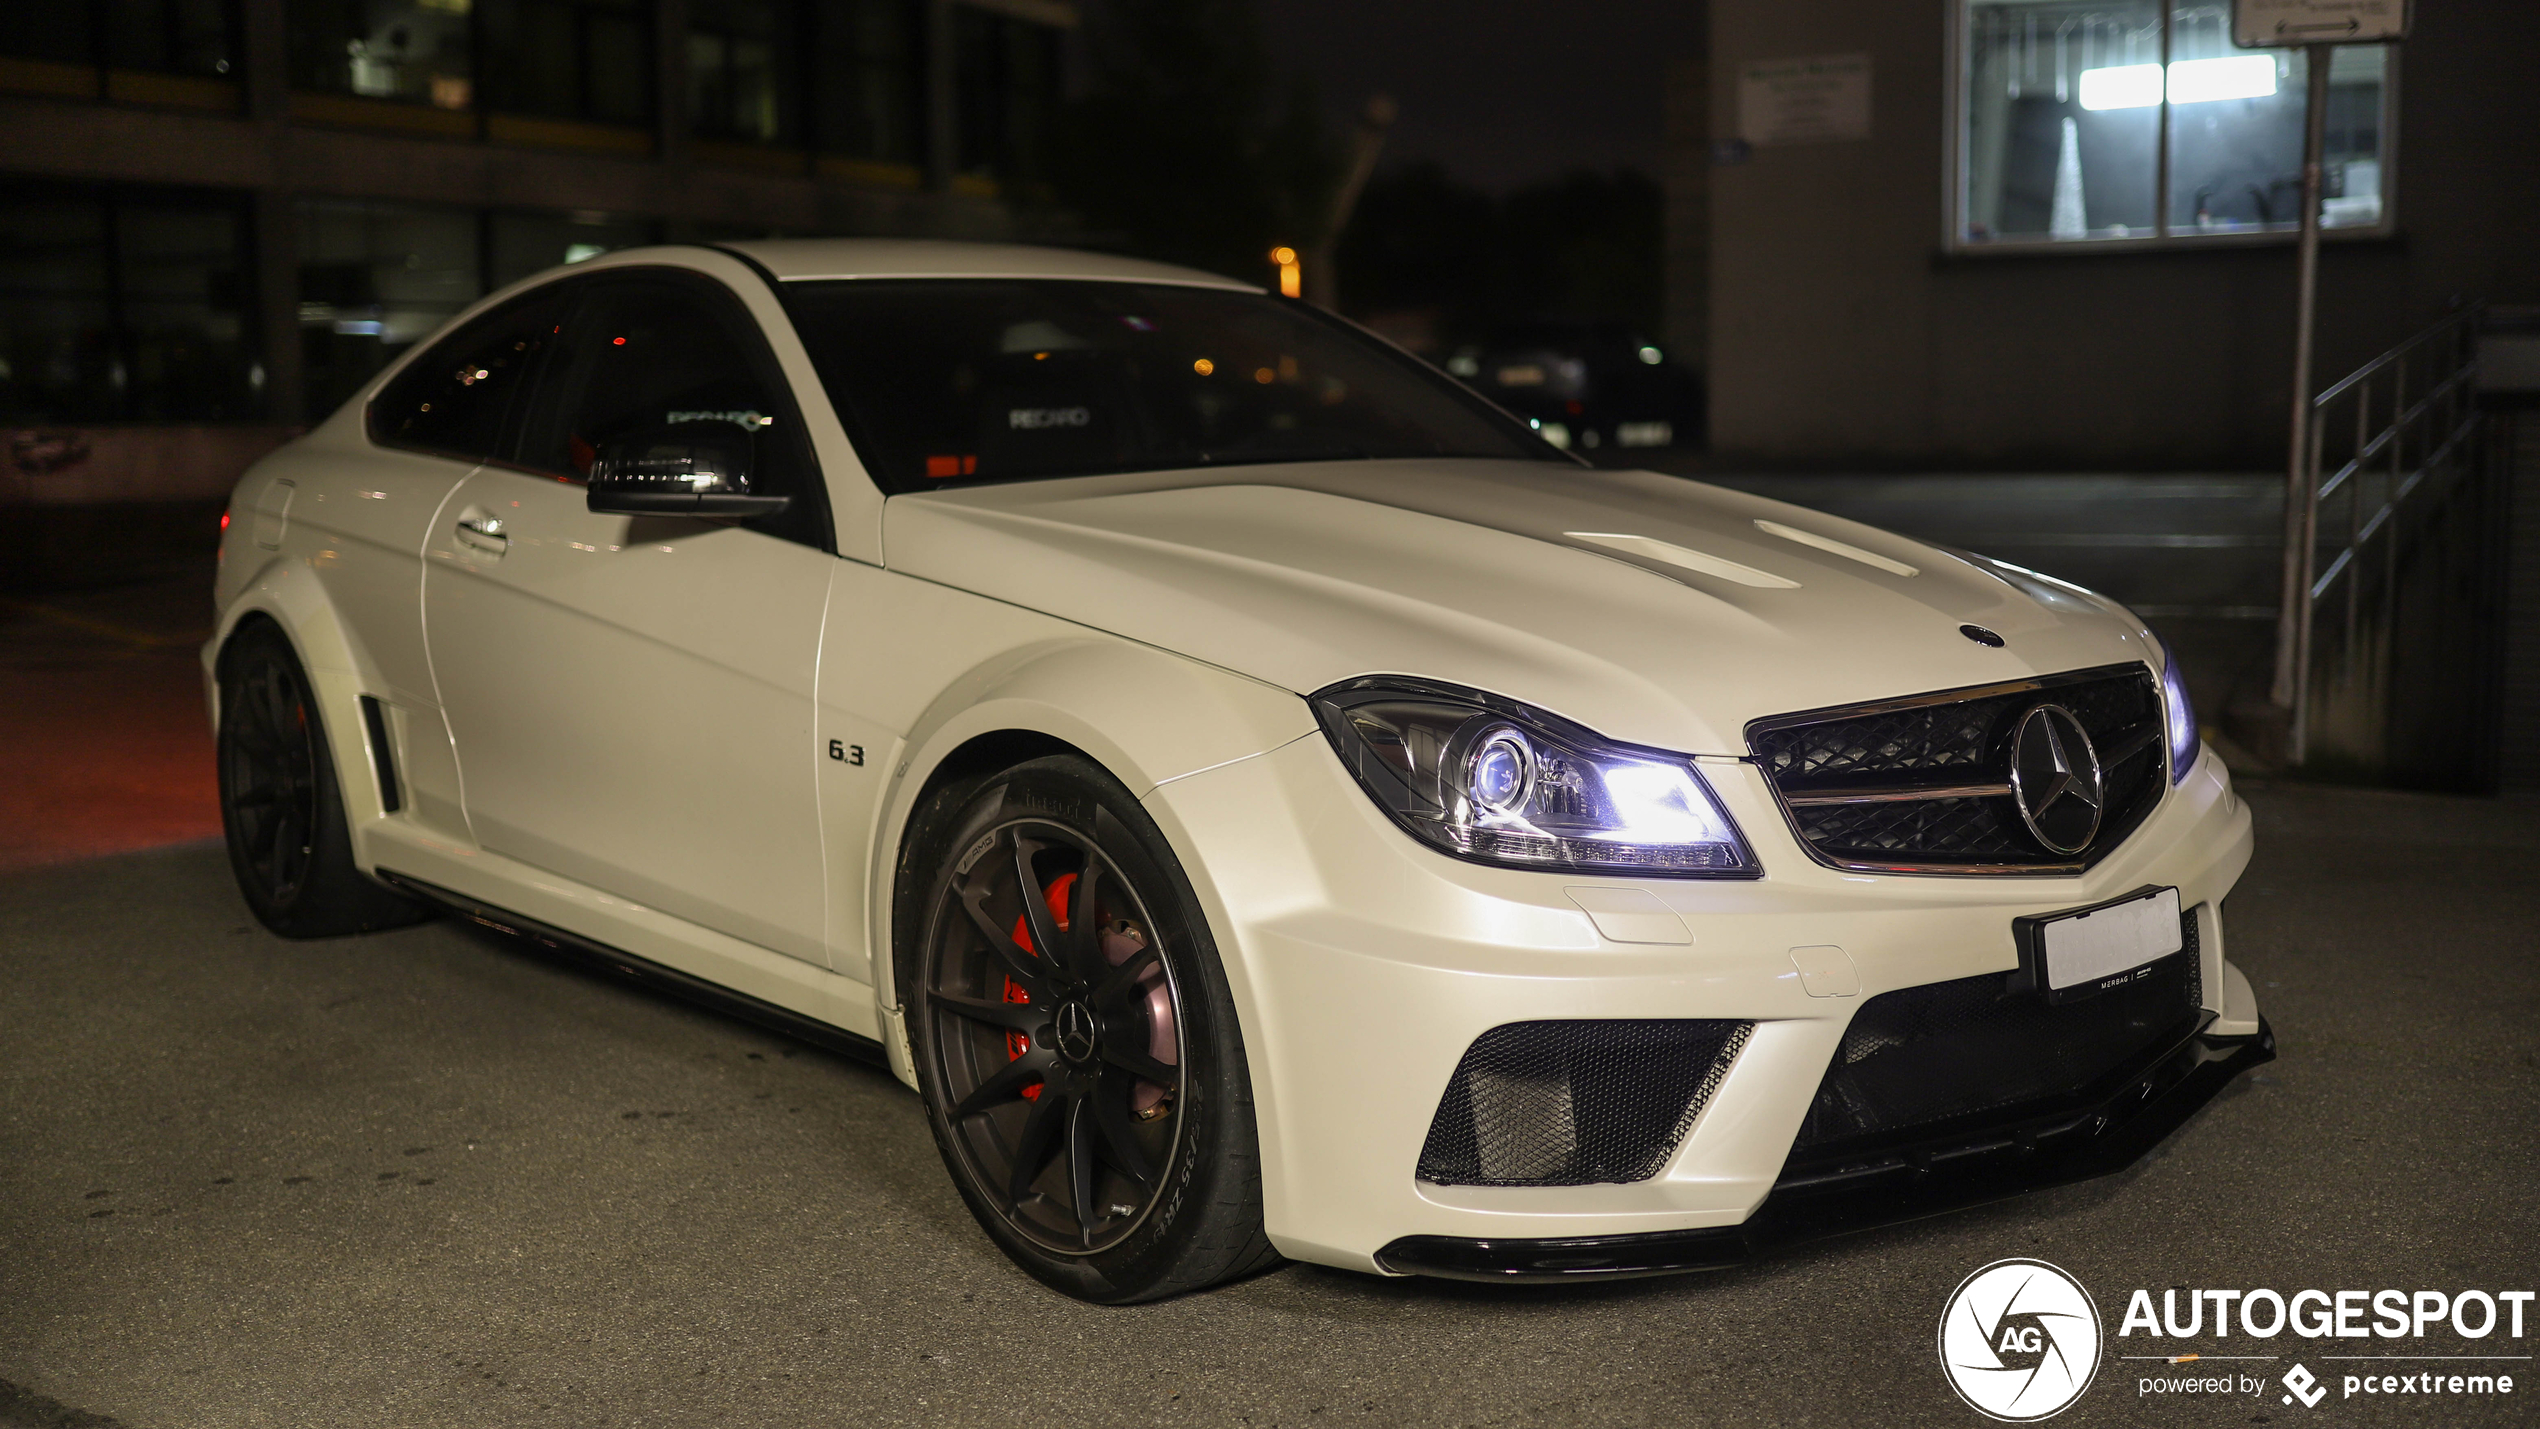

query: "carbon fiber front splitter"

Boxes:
[1373, 1018, 2274, 1283]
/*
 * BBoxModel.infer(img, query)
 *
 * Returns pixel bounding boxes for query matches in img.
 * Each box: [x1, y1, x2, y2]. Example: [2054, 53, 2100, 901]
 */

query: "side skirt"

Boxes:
[376, 868, 891, 1070]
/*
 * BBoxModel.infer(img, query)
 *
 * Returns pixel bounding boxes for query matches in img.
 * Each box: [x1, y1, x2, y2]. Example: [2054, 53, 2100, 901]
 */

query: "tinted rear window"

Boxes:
[783, 279, 1564, 494]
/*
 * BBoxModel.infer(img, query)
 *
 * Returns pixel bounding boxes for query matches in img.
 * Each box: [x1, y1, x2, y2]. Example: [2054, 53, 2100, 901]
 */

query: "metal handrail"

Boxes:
[2270, 305, 2484, 763]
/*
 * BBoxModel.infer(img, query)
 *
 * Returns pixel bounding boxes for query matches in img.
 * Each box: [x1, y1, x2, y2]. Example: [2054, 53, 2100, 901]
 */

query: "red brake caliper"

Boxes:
[1003, 872, 1076, 1101]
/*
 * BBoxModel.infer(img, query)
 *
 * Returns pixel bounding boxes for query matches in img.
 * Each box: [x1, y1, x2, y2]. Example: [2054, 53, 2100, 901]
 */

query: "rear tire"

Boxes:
[895, 755, 1281, 1303]
[215, 621, 431, 938]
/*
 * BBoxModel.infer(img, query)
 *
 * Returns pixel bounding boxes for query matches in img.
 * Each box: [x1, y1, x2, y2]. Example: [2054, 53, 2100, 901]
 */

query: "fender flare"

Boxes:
[857, 636, 1314, 1013]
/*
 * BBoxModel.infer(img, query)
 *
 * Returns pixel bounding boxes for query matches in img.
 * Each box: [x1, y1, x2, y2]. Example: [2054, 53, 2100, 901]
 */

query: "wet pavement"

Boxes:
[2, 788, 2535, 1426]
[0, 561, 220, 874]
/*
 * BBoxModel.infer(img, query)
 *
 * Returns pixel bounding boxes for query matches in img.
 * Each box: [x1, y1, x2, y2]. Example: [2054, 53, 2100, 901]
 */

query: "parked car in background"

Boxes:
[1443, 319, 1704, 453]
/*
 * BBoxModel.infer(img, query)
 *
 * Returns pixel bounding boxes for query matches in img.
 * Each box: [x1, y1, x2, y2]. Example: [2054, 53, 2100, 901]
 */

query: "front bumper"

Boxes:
[1142, 730, 2259, 1274]
[1375, 1017, 2273, 1281]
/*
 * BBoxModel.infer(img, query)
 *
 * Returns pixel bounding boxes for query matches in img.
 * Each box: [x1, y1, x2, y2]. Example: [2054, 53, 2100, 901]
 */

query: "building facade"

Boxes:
[0, 0, 1072, 542]
[1684, 0, 2539, 471]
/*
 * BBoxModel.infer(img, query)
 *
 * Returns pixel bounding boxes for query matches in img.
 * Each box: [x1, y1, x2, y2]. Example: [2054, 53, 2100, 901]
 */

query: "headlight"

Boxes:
[2159, 649, 2200, 785]
[1310, 678, 1761, 877]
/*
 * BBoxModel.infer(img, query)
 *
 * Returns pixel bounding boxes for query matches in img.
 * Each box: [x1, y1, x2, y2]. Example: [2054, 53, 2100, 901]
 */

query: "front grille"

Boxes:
[1417, 1020, 1752, 1187]
[1789, 910, 2203, 1160]
[1747, 663, 2166, 873]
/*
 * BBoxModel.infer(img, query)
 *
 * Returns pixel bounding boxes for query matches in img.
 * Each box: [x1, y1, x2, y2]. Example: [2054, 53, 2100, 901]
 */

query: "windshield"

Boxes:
[783, 278, 1568, 493]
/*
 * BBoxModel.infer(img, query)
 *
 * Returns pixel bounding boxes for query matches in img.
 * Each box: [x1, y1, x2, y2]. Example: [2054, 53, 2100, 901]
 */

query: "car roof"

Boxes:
[715, 238, 1260, 291]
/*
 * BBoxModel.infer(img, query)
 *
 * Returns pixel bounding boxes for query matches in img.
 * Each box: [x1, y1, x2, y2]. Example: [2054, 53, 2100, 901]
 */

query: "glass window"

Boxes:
[811, 0, 922, 165]
[1958, 2, 2392, 246]
[3, 2, 98, 65]
[288, 0, 475, 109]
[1, 0, 235, 74]
[296, 198, 480, 420]
[104, 0, 236, 75]
[116, 200, 255, 419]
[479, 0, 652, 126]
[368, 287, 565, 462]
[486, 210, 655, 289]
[785, 279, 1565, 495]
[690, 0, 795, 145]
[953, 8, 1061, 186]
[0, 183, 254, 423]
[512, 273, 827, 547]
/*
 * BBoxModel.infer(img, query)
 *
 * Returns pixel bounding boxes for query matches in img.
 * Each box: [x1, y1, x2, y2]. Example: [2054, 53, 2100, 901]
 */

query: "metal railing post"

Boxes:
[2270, 44, 2333, 757]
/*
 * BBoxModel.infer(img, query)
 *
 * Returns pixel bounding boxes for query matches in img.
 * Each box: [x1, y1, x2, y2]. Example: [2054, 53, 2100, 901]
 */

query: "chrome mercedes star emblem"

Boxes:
[2008, 704, 2104, 855]
[1054, 1001, 1100, 1063]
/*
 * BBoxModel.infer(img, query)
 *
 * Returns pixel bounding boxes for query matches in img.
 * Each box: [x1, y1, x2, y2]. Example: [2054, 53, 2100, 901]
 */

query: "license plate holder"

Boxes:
[2012, 886, 2185, 1005]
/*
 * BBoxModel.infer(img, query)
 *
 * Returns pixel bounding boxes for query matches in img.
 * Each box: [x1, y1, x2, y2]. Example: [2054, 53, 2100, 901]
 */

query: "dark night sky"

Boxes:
[1254, 0, 1707, 192]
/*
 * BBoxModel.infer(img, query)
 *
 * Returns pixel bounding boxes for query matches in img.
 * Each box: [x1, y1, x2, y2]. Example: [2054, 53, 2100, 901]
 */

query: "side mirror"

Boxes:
[586, 422, 791, 517]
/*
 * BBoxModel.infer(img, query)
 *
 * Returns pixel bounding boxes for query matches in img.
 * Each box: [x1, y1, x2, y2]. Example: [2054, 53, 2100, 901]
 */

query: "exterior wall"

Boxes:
[0, 0, 1069, 520]
[1698, 0, 2540, 470]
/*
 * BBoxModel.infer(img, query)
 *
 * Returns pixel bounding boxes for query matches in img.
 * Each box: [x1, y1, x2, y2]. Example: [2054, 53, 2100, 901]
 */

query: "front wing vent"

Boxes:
[1416, 1019, 1752, 1187]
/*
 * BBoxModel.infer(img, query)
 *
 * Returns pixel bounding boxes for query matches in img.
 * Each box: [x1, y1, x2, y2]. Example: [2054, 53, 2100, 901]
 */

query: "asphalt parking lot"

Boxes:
[3, 779, 2535, 1428]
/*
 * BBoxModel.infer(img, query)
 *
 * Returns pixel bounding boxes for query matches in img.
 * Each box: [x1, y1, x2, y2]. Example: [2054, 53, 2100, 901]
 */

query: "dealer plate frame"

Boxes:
[2010, 884, 2185, 1005]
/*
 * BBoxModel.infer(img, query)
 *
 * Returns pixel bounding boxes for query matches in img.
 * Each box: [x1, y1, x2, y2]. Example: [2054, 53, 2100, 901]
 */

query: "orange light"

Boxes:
[1270, 246, 1302, 299]
[1192, 357, 1214, 376]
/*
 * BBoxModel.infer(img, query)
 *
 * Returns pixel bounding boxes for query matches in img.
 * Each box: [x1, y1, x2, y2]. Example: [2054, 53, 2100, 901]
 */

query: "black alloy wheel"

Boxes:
[221, 634, 319, 906]
[899, 755, 1278, 1302]
[216, 622, 429, 938]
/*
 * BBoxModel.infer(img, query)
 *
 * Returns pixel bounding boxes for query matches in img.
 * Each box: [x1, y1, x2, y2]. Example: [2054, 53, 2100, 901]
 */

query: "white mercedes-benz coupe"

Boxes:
[208, 240, 2270, 1302]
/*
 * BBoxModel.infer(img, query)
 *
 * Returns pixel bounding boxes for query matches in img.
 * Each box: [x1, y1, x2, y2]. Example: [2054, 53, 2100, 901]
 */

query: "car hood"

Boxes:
[881, 460, 2159, 755]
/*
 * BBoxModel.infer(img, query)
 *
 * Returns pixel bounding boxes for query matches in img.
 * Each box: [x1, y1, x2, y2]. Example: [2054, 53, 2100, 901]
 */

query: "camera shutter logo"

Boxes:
[1938, 1259, 2103, 1421]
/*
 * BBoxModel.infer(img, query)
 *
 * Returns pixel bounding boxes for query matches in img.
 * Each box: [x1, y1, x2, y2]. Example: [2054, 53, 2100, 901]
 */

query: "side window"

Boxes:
[367, 291, 565, 462]
[510, 273, 829, 550]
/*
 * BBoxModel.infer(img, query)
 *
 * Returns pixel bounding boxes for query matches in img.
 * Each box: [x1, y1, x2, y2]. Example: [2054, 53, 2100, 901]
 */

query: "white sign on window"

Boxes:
[2232, 0, 2410, 47]
[1738, 54, 1872, 146]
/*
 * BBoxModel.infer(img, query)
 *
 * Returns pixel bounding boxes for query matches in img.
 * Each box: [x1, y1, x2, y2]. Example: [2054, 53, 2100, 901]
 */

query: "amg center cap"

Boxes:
[2009, 704, 2104, 855]
[1053, 1000, 1101, 1064]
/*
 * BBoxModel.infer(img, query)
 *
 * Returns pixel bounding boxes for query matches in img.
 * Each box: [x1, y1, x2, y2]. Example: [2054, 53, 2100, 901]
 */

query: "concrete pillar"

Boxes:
[1661, 52, 1709, 388]
[925, 0, 959, 193]
[238, 0, 302, 424]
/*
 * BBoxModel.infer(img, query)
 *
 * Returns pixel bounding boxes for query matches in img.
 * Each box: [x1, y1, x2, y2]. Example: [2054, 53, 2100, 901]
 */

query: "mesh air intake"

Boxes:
[1416, 1019, 1752, 1187]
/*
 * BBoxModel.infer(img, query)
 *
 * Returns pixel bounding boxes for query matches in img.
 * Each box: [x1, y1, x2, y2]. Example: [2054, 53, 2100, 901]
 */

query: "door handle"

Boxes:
[454, 514, 509, 556]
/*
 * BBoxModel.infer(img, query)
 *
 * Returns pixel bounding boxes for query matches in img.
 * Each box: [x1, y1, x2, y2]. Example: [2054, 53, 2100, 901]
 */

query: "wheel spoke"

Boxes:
[1064, 1092, 1099, 1246]
[931, 989, 1043, 1034]
[951, 1054, 1048, 1121]
[1006, 1083, 1069, 1208]
[1090, 1077, 1156, 1186]
[959, 885, 1053, 1001]
[1011, 837, 1075, 984]
[1099, 1043, 1177, 1086]
[1089, 941, 1163, 1006]
[1065, 859, 1105, 969]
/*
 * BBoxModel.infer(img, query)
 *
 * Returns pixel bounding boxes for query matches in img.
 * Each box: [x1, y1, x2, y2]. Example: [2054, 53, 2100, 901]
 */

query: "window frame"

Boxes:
[364, 284, 568, 466]
[1942, 3, 2403, 255]
[489, 266, 836, 555]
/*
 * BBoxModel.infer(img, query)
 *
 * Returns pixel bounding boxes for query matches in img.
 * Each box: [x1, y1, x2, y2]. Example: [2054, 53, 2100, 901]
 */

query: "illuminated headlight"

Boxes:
[1311, 678, 1761, 877]
[2160, 650, 2200, 785]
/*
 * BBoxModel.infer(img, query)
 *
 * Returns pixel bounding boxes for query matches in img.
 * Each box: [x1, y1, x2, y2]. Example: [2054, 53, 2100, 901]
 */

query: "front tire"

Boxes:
[896, 755, 1280, 1302]
[215, 622, 430, 938]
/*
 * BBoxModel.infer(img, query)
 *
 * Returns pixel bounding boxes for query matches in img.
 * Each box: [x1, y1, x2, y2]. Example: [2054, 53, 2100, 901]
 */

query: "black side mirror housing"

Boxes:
[586, 422, 791, 517]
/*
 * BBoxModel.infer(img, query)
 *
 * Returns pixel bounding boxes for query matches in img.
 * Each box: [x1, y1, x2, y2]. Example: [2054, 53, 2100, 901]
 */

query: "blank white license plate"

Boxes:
[2016, 887, 2184, 1004]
